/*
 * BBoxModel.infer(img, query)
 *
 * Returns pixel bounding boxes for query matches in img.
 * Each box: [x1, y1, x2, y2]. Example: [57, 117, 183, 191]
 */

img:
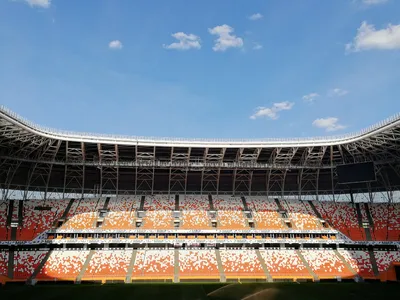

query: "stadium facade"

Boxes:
[0, 106, 400, 285]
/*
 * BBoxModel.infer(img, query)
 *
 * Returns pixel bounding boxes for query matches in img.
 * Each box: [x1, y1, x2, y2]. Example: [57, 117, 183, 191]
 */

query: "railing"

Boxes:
[1, 105, 400, 144]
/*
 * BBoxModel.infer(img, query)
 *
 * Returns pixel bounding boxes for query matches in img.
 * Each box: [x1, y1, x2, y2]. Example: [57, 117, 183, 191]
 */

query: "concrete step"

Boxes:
[364, 227, 373, 241]
[76, 249, 95, 283]
[241, 196, 249, 211]
[103, 197, 111, 210]
[139, 196, 145, 211]
[368, 249, 380, 278]
[308, 201, 323, 219]
[125, 249, 137, 283]
[355, 203, 364, 228]
[175, 195, 180, 211]
[334, 250, 361, 282]
[364, 203, 375, 228]
[215, 249, 226, 283]
[6, 200, 14, 225]
[7, 249, 14, 279]
[18, 200, 23, 225]
[274, 199, 284, 211]
[208, 195, 215, 211]
[61, 199, 75, 219]
[10, 227, 17, 241]
[27, 250, 52, 285]
[296, 250, 318, 282]
[255, 249, 273, 282]
[174, 250, 179, 283]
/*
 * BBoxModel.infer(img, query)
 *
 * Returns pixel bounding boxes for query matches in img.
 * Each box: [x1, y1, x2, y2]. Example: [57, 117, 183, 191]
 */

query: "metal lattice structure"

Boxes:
[1, 106, 400, 200]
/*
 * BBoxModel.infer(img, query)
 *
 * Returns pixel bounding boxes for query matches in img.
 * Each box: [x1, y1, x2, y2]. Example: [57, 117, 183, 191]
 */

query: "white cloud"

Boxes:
[346, 21, 400, 52]
[109, 40, 123, 50]
[362, 0, 388, 5]
[249, 13, 263, 21]
[163, 32, 201, 51]
[24, 0, 51, 8]
[328, 88, 349, 97]
[302, 93, 319, 103]
[250, 101, 294, 120]
[312, 117, 346, 132]
[253, 43, 263, 50]
[208, 25, 244, 52]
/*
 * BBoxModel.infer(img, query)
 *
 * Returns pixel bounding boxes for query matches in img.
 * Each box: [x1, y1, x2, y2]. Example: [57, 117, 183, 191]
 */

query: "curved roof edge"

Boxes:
[1, 105, 400, 147]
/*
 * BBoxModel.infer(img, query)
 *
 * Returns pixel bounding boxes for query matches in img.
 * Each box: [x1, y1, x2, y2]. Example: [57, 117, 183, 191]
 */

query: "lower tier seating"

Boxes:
[338, 250, 375, 279]
[179, 250, 219, 278]
[374, 251, 400, 272]
[0, 251, 8, 276]
[83, 250, 132, 280]
[219, 249, 265, 278]
[301, 250, 355, 278]
[37, 250, 89, 281]
[13, 250, 48, 280]
[260, 250, 311, 278]
[0, 249, 399, 282]
[131, 249, 174, 279]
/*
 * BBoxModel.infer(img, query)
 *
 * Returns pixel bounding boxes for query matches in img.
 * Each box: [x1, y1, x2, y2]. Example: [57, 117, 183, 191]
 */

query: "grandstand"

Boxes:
[0, 106, 399, 286]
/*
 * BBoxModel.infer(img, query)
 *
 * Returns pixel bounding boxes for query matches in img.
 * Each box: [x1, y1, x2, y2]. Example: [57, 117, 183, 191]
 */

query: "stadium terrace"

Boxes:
[0, 107, 399, 285]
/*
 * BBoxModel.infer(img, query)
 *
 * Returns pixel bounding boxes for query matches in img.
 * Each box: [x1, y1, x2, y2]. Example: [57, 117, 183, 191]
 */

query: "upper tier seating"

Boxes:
[18, 199, 70, 240]
[338, 250, 375, 278]
[219, 249, 265, 278]
[179, 250, 219, 278]
[313, 201, 365, 240]
[12, 202, 18, 220]
[373, 251, 400, 272]
[102, 196, 140, 229]
[180, 196, 211, 229]
[247, 197, 286, 230]
[83, 250, 132, 279]
[62, 198, 105, 230]
[213, 196, 244, 211]
[37, 250, 89, 280]
[13, 250, 48, 279]
[283, 200, 322, 230]
[144, 195, 175, 210]
[369, 204, 389, 241]
[213, 197, 248, 229]
[0, 251, 8, 276]
[387, 204, 400, 241]
[142, 196, 175, 229]
[301, 250, 354, 278]
[0, 202, 8, 240]
[217, 211, 248, 229]
[141, 211, 174, 229]
[131, 249, 174, 279]
[260, 250, 310, 278]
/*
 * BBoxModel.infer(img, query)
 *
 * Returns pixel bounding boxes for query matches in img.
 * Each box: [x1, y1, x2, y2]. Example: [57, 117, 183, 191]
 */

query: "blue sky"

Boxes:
[0, 0, 400, 139]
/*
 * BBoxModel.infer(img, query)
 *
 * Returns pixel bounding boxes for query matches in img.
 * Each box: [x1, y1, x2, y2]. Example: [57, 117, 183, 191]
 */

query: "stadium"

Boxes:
[0, 105, 400, 299]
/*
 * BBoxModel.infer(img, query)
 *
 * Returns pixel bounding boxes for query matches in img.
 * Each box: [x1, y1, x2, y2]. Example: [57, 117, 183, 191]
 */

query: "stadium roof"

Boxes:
[1, 106, 400, 197]
[1, 105, 400, 148]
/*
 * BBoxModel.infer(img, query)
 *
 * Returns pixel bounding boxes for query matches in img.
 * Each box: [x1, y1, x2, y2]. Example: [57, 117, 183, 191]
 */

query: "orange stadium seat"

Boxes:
[0, 202, 9, 240]
[247, 197, 287, 230]
[260, 250, 311, 279]
[219, 249, 266, 279]
[37, 250, 90, 281]
[83, 250, 132, 281]
[131, 249, 174, 280]
[179, 250, 220, 279]
[0, 251, 8, 277]
[13, 250, 48, 280]
[301, 250, 355, 279]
